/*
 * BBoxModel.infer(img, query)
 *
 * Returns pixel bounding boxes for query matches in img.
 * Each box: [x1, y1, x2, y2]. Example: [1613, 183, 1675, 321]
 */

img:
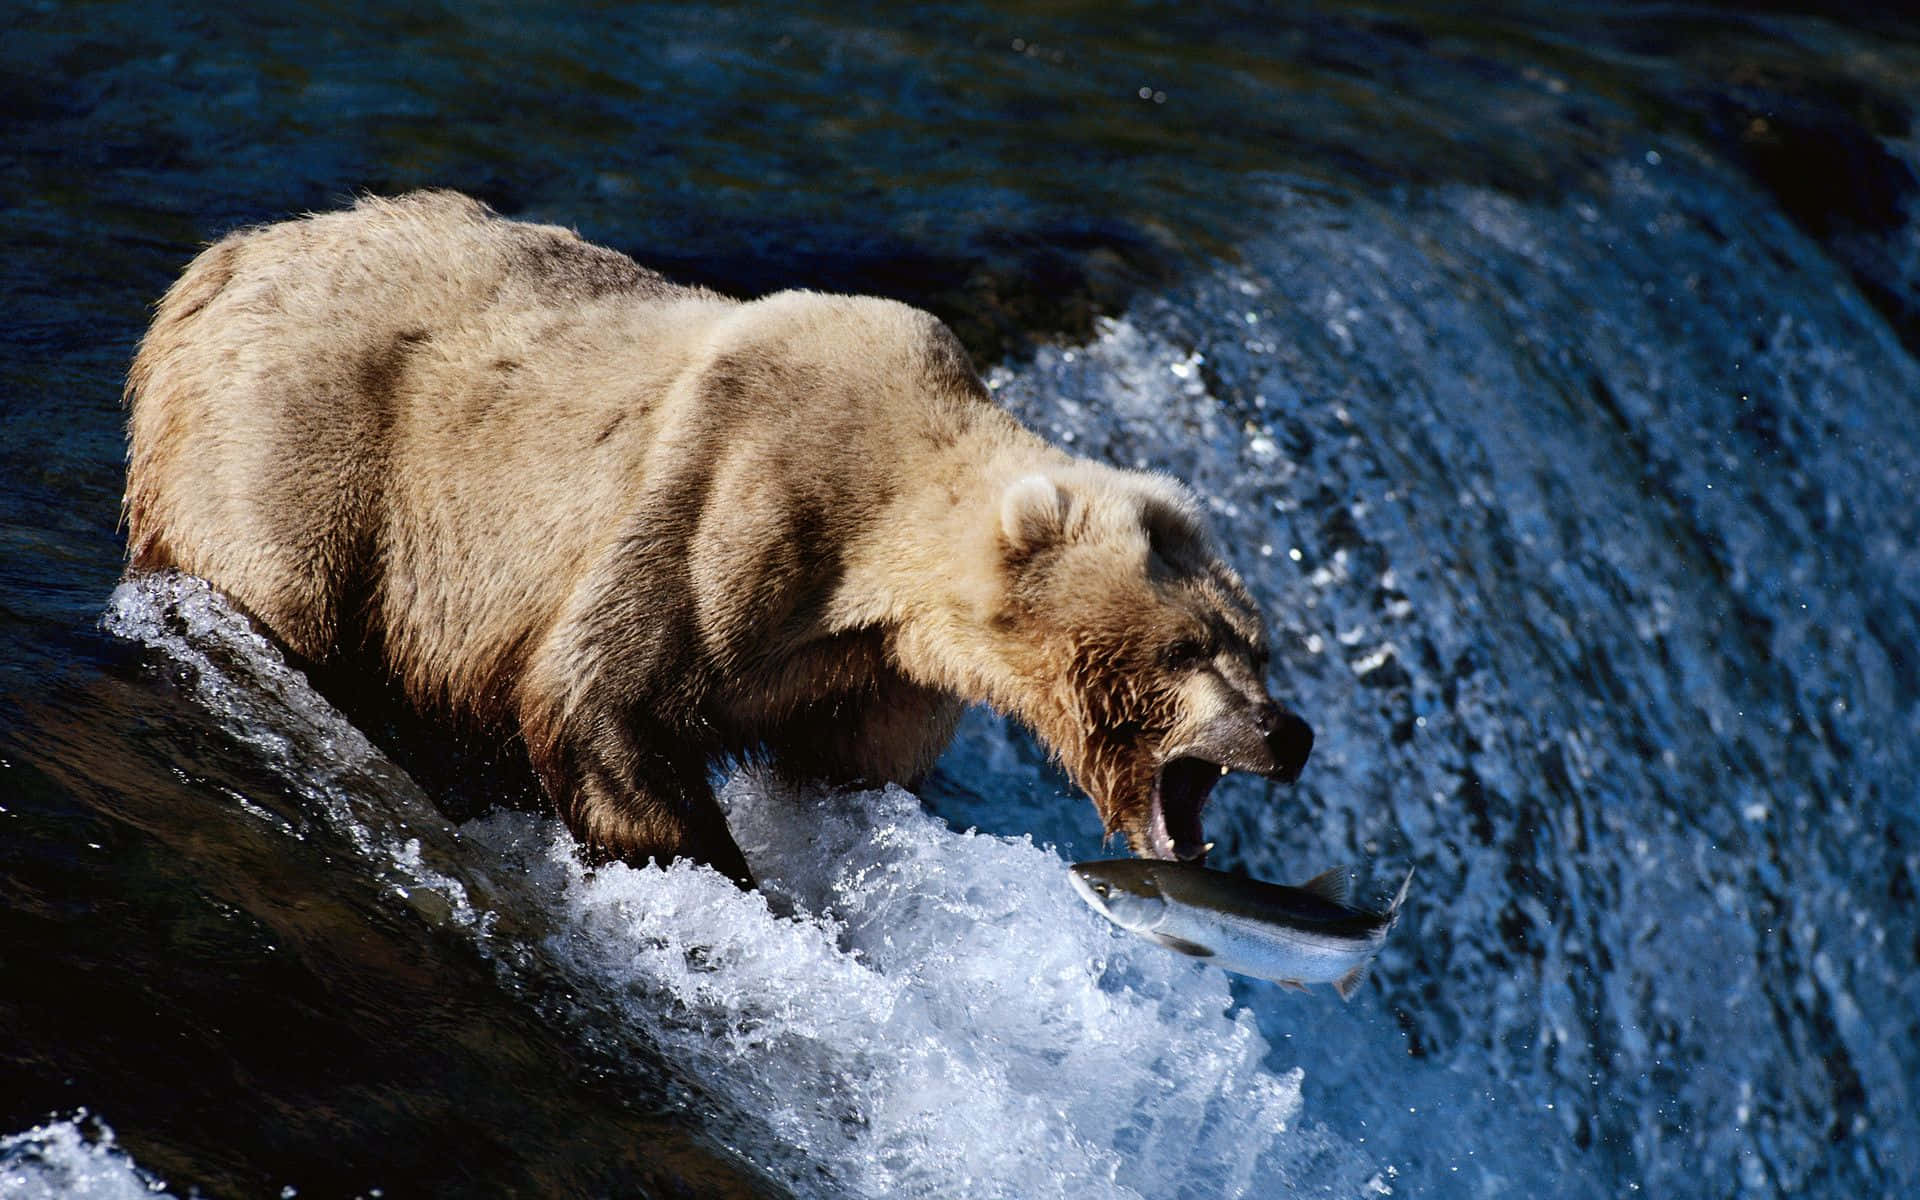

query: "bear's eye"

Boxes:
[1163, 639, 1209, 670]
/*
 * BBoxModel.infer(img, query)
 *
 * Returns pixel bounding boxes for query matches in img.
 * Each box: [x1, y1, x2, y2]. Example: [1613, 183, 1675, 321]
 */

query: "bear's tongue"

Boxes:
[1154, 756, 1222, 863]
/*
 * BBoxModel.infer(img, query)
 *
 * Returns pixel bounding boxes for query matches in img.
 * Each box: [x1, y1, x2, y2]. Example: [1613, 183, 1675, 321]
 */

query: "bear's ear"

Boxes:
[999, 473, 1069, 556]
[1142, 500, 1198, 574]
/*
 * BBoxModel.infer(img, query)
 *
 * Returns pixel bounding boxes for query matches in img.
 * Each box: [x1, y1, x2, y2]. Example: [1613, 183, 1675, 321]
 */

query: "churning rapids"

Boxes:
[72, 568, 1357, 1199]
[4, 4, 1919, 1198]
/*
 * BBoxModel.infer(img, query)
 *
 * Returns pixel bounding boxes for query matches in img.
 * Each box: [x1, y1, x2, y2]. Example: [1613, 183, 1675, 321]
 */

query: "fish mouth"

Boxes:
[1142, 755, 1225, 864]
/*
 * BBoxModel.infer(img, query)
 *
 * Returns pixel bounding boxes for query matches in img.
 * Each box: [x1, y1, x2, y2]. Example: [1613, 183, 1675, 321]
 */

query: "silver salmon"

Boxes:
[1068, 859, 1413, 1000]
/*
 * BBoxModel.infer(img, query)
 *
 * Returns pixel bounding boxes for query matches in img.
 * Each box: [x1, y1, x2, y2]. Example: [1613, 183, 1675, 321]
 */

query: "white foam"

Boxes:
[0, 1115, 173, 1200]
[103, 574, 1377, 1199]
[467, 779, 1350, 1199]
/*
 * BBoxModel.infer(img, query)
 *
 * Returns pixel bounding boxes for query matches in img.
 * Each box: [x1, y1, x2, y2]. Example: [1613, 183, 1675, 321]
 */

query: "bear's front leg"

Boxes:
[533, 708, 754, 889]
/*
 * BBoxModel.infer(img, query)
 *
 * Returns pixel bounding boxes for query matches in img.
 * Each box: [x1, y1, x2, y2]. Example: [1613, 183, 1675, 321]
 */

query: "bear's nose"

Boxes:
[1258, 704, 1314, 783]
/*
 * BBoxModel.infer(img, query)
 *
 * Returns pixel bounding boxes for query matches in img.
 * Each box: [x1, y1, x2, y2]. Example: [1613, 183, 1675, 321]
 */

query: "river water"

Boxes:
[3, 3, 1917, 1198]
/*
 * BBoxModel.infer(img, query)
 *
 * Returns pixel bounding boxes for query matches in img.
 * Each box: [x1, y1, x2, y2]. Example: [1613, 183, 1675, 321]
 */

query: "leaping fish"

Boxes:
[1068, 858, 1414, 1000]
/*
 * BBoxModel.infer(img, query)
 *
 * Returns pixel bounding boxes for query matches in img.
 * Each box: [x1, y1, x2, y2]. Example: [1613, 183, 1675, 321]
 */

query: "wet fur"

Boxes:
[124, 191, 1283, 884]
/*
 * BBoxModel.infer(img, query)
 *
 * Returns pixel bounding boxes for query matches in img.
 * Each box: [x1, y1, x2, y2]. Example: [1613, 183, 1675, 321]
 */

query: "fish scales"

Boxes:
[1068, 858, 1413, 999]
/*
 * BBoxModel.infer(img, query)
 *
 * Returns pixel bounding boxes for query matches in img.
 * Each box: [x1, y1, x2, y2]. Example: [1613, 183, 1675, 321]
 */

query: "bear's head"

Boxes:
[991, 468, 1313, 863]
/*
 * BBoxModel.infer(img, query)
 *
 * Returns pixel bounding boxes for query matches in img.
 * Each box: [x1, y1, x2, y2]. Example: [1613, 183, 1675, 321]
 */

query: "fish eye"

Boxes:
[1093, 882, 1110, 896]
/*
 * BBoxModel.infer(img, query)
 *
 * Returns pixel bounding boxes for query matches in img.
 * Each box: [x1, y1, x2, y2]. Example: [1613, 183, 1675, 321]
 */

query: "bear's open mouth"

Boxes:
[1147, 755, 1224, 863]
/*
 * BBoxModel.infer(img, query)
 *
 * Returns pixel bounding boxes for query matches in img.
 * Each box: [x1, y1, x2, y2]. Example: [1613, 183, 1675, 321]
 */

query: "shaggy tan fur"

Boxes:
[124, 191, 1311, 886]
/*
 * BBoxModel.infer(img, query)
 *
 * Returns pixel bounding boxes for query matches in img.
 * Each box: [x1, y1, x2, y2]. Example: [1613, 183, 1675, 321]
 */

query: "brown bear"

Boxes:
[123, 191, 1312, 888]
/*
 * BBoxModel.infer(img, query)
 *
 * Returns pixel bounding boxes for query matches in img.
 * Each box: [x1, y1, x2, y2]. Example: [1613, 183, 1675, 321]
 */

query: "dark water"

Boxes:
[4, 3, 1919, 1197]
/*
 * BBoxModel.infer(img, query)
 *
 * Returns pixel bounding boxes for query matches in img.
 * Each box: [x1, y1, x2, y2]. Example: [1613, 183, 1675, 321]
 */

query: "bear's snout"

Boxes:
[1258, 703, 1314, 783]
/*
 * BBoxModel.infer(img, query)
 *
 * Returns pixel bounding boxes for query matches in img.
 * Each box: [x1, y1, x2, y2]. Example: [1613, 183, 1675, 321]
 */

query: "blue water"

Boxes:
[4, 4, 1917, 1197]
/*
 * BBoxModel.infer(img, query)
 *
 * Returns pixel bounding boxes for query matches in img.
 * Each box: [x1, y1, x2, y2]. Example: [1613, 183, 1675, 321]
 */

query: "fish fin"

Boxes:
[1300, 866, 1350, 905]
[1334, 962, 1370, 1001]
[1279, 978, 1309, 993]
[1149, 933, 1215, 958]
[1387, 867, 1415, 922]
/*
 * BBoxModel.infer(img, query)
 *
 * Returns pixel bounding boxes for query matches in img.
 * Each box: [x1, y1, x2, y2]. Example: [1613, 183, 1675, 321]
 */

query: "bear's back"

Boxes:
[123, 193, 1005, 724]
[123, 192, 722, 663]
